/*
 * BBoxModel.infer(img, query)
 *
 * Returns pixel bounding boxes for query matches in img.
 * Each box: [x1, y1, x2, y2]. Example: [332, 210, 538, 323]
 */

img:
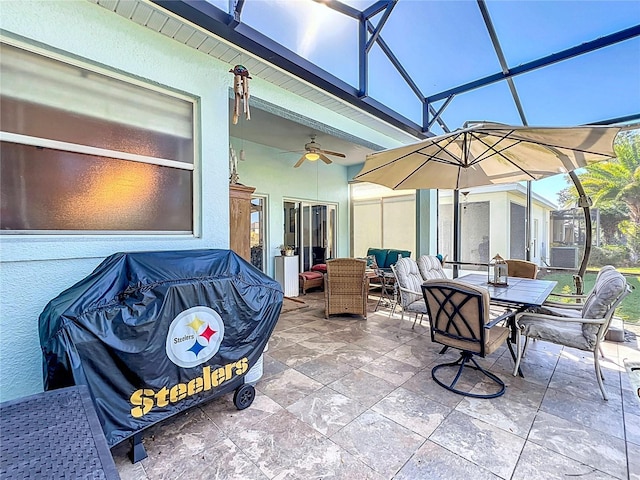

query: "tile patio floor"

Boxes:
[113, 291, 640, 480]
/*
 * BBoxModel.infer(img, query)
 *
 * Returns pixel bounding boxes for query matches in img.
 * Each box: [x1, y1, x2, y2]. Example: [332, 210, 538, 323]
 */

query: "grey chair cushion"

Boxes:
[581, 268, 626, 345]
[417, 255, 447, 281]
[394, 258, 423, 306]
[405, 299, 428, 315]
[534, 305, 583, 318]
[518, 314, 591, 350]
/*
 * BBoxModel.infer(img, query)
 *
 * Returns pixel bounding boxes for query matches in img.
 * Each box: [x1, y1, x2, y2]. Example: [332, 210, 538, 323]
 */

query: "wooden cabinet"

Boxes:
[229, 184, 256, 262]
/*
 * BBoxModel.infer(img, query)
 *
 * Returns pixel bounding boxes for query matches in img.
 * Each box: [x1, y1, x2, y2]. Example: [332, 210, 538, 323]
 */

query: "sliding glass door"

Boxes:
[250, 195, 266, 272]
[283, 200, 336, 272]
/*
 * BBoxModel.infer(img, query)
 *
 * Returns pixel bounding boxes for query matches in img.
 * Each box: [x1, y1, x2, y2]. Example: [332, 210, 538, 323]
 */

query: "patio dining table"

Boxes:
[457, 273, 557, 311]
[457, 273, 557, 375]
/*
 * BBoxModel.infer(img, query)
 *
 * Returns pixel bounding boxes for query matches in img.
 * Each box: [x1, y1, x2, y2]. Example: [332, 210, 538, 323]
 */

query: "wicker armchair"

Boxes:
[324, 258, 369, 319]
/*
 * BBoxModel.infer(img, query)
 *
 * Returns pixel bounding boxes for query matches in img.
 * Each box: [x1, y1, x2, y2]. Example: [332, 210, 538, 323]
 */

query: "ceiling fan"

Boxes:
[293, 135, 346, 168]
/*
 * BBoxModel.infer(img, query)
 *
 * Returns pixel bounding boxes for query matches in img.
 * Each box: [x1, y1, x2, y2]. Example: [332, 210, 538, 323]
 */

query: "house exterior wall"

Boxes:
[0, 1, 407, 401]
[230, 139, 350, 277]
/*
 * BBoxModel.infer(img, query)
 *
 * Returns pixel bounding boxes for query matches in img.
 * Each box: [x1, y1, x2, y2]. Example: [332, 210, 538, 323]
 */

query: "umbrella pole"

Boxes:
[569, 170, 591, 294]
[453, 189, 461, 278]
[526, 181, 532, 262]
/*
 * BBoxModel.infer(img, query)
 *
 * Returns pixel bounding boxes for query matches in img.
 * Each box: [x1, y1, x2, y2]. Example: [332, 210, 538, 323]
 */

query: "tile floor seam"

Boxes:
[526, 411, 629, 479]
[112, 293, 640, 479]
[223, 432, 270, 480]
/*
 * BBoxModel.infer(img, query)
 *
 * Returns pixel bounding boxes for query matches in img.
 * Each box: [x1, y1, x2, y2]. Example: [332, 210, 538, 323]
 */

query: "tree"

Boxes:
[597, 203, 628, 244]
[558, 129, 640, 259]
[581, 130, 640, 224]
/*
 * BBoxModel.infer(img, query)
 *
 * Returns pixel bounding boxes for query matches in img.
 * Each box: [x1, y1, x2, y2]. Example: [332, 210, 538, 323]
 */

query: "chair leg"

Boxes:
[513, 331, 523, 377]
[593, 349, 608, 401]
[506, 340, 523, 378]
[432, 351, 505, 399]
[411, 313, 425, 329]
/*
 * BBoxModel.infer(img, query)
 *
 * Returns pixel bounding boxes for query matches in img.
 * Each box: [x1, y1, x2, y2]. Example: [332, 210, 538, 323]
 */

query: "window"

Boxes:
[0, 42, 195, 233]
[351, 182, 415, 257]
[250, 195, 266, 272]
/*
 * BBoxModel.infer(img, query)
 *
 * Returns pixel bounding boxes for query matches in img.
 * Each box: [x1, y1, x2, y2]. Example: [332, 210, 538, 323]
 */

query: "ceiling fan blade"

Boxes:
[319, 149, 346, 158]
[293, 155, 306, 168]
[319, 153, 333, 165]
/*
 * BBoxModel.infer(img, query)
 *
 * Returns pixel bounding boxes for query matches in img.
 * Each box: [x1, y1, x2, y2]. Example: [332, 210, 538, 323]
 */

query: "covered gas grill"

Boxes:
[39, 249, 282, 462]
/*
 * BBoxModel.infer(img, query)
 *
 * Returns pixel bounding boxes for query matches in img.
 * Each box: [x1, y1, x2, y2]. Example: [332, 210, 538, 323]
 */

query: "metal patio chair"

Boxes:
[422, 279, 513, 399]
[514, 267, 632, 400]
[391, 257, 428, 328]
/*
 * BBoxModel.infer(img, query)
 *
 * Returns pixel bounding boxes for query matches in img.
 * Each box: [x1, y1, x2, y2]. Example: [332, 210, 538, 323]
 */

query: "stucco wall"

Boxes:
[0, 1, 409, 401]
[0, 0, 231, 401]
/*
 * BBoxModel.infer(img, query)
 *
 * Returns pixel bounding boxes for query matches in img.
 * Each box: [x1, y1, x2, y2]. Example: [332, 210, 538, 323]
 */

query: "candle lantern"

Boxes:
[488, 254, 508, 286]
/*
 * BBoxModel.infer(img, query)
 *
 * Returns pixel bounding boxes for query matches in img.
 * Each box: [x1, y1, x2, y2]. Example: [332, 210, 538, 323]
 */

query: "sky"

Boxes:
[210, 0, 636, 202]
[228, 0, 640, 132]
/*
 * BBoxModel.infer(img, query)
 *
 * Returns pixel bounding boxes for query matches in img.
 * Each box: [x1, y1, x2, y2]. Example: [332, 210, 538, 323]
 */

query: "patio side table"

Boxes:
[374, 269, 397, 315]
[0, 385, 120, 479]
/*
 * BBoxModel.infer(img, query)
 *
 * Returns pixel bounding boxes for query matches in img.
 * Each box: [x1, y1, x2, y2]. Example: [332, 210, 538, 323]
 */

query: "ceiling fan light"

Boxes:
[305, 152, 320, 161]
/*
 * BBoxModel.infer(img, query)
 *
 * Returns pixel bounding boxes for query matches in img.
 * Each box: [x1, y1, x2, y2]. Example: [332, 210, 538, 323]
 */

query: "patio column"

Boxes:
[416, 189, 437, 257]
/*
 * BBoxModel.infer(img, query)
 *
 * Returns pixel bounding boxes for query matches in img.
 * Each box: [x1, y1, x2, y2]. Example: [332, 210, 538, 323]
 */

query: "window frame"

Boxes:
[0, 37, 200, 236]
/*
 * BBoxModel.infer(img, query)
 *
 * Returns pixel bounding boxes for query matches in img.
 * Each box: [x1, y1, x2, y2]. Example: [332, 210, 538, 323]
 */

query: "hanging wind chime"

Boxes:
[230, 64, 251, 124]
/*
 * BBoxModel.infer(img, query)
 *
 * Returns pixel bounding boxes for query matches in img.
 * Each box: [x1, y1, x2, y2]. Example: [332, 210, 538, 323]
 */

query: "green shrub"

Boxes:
[589, 245, 631, 267]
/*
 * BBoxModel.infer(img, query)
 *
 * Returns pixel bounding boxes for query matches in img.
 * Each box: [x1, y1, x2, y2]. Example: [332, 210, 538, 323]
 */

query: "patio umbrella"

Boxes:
[355, 122, 621, 283]
[354, 122, 620, 190]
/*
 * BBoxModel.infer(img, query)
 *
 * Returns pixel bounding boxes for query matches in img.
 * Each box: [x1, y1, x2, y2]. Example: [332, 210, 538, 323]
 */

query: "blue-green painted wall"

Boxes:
[0, 1, 411, 401]
[231, 139, 350, 277]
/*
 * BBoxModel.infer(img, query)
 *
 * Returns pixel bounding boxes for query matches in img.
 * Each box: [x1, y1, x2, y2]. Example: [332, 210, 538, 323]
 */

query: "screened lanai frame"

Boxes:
[153, 0, 639, 283]
[154, 0, 640, 136]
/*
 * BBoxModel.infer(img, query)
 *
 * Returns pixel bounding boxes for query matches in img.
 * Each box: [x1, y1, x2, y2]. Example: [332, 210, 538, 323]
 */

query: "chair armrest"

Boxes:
[515, 311, 607, 325]
[542, 300, 583, 310]
[547, 292, 587, 300]
[485, 310, 514, 329]
[397, 285, 422, 297]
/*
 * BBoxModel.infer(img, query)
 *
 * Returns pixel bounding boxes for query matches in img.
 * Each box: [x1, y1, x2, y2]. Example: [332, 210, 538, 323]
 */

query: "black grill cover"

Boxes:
[39, 249, 283, 446]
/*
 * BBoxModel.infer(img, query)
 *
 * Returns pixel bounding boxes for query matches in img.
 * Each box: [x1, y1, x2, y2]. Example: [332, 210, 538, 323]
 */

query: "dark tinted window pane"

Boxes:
[1, 142, 192, 232]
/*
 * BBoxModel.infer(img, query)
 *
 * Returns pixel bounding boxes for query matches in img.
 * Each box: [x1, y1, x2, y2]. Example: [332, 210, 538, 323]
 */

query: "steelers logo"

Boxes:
[166, 306, 224, 368]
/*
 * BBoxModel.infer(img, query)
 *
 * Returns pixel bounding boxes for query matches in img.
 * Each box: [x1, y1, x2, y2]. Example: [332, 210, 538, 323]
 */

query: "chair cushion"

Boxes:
[405, 299, 428, 315]
[485, 325, 510, 355]
[417, 255, 447, 280]
[434, 325, 508, 355]
[518, 314, 592, 351]
[393, 258, 423, 306]
[300, 271, 323, 280]
[580, 268, 626, 346]
[310, 264, 327, 273]
[367, 248, 389, 270]
[534, 305, 583, 318]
